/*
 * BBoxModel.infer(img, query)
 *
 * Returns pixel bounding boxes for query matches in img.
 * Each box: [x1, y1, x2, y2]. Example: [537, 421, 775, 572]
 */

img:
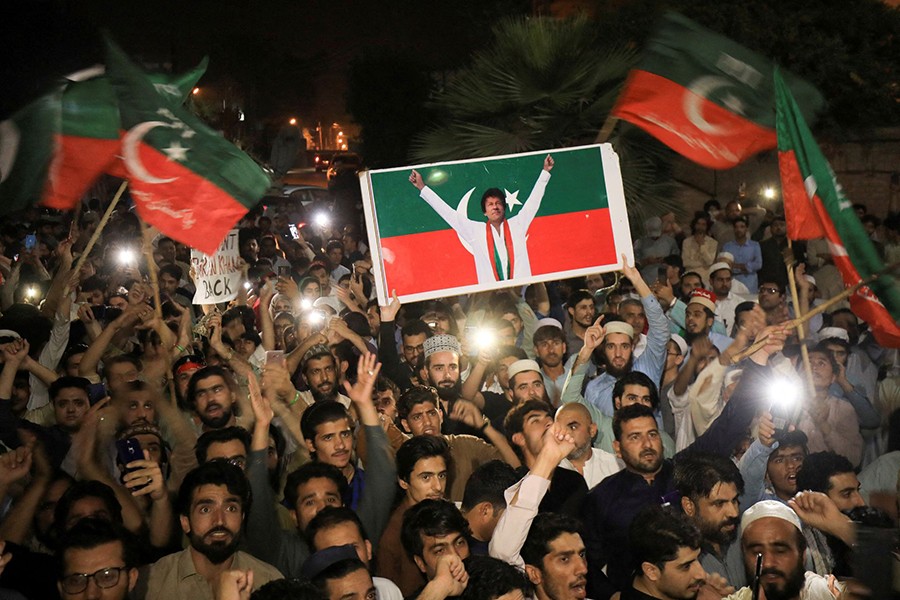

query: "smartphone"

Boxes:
[656, 265, 668, 284]
[770, 400, 795, 439]
[87, 383, 107, 405]
[278, 265, 291, 278]
[288, 224, 300, 240]
[90, 305, 107, 320]
[24, 234, 36, 251]
[265, 350, 285, 368]
[115, 438, 147, 489]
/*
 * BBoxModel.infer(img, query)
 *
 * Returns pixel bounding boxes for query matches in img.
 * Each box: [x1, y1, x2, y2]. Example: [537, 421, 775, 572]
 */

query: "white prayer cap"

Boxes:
[507, 359, 541, 381]
[669, 334, 688, 355]
[717, 252, 735, 262]
[423, 334, 461, 358]
[804, 274, 817, 288]
[603, 321, 634, 339]
[313, 296, 342, 315]
[0, 330, 22, 340]
[536, 318, 563, 330]
[709, 262, 732, 276]
[740, 500, 802, 535]
[645, 216, 662, 237]
[817, 327, 849, 343]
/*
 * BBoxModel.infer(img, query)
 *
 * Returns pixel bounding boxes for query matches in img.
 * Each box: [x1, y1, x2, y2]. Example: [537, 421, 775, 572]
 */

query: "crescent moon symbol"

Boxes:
[122, 121, 178, 184]
[455, 187, 476, 255]
[0, 119, 21, 184]
[684, 76, 734, 136]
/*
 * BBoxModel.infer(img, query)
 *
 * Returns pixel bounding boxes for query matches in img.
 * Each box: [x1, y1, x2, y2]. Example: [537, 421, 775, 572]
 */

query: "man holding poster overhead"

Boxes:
[409, 155, 554, 283]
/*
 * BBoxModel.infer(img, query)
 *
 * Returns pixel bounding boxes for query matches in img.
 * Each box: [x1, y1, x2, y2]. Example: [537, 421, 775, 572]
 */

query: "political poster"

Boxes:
[360, 144, 633, 304]
[190, 229, 242, 304]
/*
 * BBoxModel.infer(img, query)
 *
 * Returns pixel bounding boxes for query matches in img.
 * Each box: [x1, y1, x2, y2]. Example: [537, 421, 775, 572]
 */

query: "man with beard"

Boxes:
[555, 403, 621, 490]
[757, 280, 788, 326]
[377, 291, 433, 391]
[625, 505, 709, 600]
[675, 453, 746, 588]
[139, 461, 282, 598]
[565, 289, 595, 355]
[708, 263, 744, 333]
[297, 345, 351, 407]
[723, 501, 843, 600]
[682, 289, 733, 353]
[584, 259, 668, 418]
[397, 385, 520, 502]
[581, 317, 786, 600]
[186, 366, 242, 432]
[533, 324, 568, 406]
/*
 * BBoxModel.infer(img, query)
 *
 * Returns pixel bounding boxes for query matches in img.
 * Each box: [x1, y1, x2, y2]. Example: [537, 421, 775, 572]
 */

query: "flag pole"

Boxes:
[69, 180, 128, 284]
[595, 114, 619, 143]
[141, 222, 164, 322]
[784, 241, 816, 394]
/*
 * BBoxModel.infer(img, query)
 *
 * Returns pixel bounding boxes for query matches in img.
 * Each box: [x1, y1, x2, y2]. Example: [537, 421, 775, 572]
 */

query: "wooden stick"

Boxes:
[595, 115, 619, 144]
[784, 240, 816, 393]
[70, 181, 128, 277]
[730, 277, 866, 364]
[141, 223, 164, 321]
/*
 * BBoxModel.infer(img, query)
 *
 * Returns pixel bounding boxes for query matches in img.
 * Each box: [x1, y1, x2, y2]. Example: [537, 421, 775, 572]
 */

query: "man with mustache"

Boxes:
[297, 345, 351, 407]
[721, 501, 844, 600]
[139, 461, 282, 598]
[675, 453, 747, 588]
[300, 401, 367, 509]
[625, 505, 708, 600]
[583, 258, 669, 418]
[186, 366, 241, 432]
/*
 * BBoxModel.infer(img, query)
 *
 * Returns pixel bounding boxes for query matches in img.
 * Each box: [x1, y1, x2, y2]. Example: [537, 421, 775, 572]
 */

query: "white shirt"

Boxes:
[489, 223, 510, 276]
[560, 448, 622, 490]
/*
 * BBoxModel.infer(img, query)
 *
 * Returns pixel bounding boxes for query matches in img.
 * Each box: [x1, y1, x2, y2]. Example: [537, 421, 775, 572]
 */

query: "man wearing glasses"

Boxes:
[57, 518, 138, 600]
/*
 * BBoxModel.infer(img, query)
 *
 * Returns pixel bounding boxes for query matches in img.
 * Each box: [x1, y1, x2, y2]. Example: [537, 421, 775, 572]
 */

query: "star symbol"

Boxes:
[504, 189, 522, 210]
[162, 141, 189, 162]
[721, 93, 746, 115]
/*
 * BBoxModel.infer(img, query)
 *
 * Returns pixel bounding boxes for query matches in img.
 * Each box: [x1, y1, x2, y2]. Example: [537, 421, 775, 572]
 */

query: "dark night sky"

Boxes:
[2, 0, 503, 124]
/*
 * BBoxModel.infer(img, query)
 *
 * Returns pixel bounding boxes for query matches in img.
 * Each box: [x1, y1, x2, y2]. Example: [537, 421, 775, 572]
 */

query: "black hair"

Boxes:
[567, 289, 594, 311]
[612, 372, 660, 410]
[311, 557, 369, 595]
[533, 325, 566, 346]
[284, 462, 349, 510]
[497, 345, 527, 362]
[176, 460, 250, 517]
[396, 435, 450, 482]
[325, 239, 343, 253]
[461, 460, 520, 513]
[56, 518, 139, 577]
[54, 480, 123, 535]
[809, 345, 841, 374]
[195, 426, 252, 464]
[100, 355, 142, 380]
[520, 512, 581, 569]
[612, 403, 657, 442]
[374, 376, 400, 398]
[690, 213, 710, 234]
[300, 400, 352, 443]
[796, 451, 856, 494]
[397, 385, 440, 421]
[681, 271, 704, 286]
[159, 263, 183, 281]
[48, 376, 91, 402]
[768, 431, 809, 462]
[461, 555, 533, 600]
[306, 506, 369, 549]
[480, 188, 505, 213]
[674, 452, 745, 502]
[401, 319, 434, 340]
[628, 504, 701, 571]
[400, 499, 470, 560]
[503, 400, 552, 442]
[251, 578, 321, 600]
[733, 215, 750, 227]
[703, 199, 721, 213]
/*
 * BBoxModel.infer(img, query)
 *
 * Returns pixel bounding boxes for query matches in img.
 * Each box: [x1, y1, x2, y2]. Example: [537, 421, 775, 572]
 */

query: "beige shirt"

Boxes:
[139, 548, 282, 600]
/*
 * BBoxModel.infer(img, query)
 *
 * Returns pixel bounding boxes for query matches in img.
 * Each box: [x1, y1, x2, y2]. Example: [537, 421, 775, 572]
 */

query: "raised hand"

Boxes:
[0, 445, 33, 486]
[409, 170, 425, 191]
[214, 569, 254, 600]
[539, 422, 576, 466]
[343, 352, 382, 405]
[121, 449, 166, 501]
[248, 373, 274, 426]
[750, 323, 789, 365]
[380, 290, 401, 322]
[579, 316, 606, 359]
[432, 554, 468, 597]
[543, 155, 555, 172]
[449, 399, 484, 429]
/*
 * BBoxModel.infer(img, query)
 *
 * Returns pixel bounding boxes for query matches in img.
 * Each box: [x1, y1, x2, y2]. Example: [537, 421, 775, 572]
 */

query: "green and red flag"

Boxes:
[775, 68, 900, 348]
[0, 89, 62, 215]
[612, 12, 824, 170]
[104, 38, 269, 254]
[42, 62, 207, 211]
[361, 144, 632, 303]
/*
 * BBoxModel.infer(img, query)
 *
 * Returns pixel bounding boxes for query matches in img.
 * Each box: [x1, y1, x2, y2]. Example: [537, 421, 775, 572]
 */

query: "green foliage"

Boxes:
[411, 16, 682, 228]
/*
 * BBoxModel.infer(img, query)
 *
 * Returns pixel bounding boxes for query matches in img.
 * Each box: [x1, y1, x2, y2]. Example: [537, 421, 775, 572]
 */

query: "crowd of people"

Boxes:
[0, 187, 897, 600]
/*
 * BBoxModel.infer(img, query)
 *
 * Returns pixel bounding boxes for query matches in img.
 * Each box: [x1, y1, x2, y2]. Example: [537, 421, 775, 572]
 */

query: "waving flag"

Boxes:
[776, 68, 900, 347]
[42, 63, 207, 211]
[104, 38, 269, 254]
[612, 12, 824, 169]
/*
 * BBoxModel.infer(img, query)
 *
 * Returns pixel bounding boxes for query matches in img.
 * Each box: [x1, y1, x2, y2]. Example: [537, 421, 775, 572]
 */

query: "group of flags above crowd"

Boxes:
[0, 14, 897, 344]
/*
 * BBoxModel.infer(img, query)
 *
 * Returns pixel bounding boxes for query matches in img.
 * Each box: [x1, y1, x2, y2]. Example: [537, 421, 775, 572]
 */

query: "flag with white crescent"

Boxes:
[104, 37, 269, 254]
[611, 12, 824, 169]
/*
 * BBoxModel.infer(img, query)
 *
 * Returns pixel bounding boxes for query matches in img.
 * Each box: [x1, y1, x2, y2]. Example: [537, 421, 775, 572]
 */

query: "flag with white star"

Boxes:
[611, 11, 824, 169]
[104, 37, 269, 254]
